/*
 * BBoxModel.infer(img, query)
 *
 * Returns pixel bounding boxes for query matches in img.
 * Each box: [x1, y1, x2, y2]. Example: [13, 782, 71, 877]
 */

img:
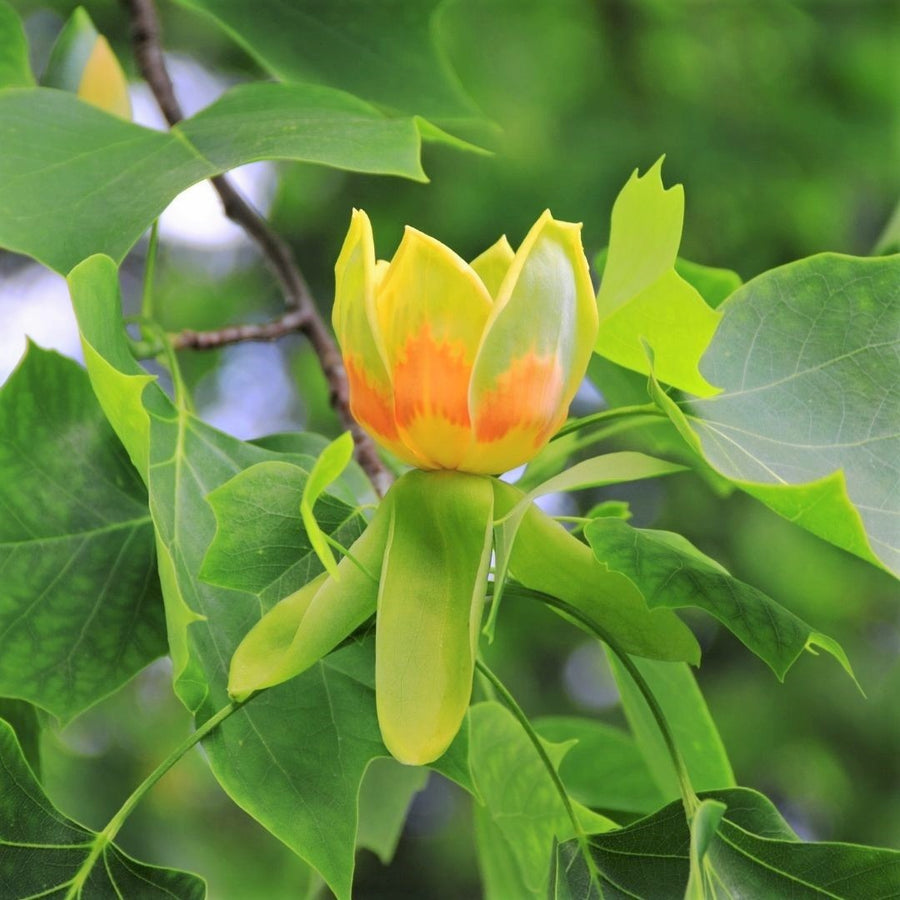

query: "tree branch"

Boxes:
[122, 0, 392, 496]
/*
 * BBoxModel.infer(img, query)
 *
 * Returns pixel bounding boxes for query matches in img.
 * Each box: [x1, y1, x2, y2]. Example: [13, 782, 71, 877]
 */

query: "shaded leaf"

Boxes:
[0, 0, 32, 87]
[0, 85, 428, 273]
[682, 252, 900, 578]
[585, 518, 855, 682]
[172, 0, 482, 125]
[470, 702, 613, 900]
[0, 718, 206, 898]
[0, 345, 165, 723]
[606, 657, 735, 802]
[535, 717, 665, 815]
[557, 788, 900, 899]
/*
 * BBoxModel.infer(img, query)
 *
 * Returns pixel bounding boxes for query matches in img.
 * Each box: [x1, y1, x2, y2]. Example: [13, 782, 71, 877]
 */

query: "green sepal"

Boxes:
[492, 480, 700, 664]
[42, 7, 97, 92]
[376, 470, 494, 765]
[228, 493, 392, 701]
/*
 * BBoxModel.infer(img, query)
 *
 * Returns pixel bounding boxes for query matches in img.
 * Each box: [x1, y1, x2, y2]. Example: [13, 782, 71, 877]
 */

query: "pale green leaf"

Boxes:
[681, 252, 900, 578]
[595, 158, 721, 396]
[0, 718, 206, 898]
[0, 345, 165, 723]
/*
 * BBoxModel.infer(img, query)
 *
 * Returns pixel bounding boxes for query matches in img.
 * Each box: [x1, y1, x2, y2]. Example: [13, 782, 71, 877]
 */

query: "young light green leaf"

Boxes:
[607, 656, 735, 802]
[470, 703, 614, 900]
[586, 518, 856, 684]
[489, 452, 685, 638]
[0, 718, 206, 898]
[557, 787, 900, 898]
[686, 799, 728, 900]
[492, 479, 700, 665]
[300, 431, 356, 579]
[595, 158, 722, 396]
[1, 85, 429, 273]
[0, 0, 33, 87]
[678, 253, 900, 578]
[675, 257, 742, 309]
[376, 471, 494, 765]
[0, 344, 165, 723]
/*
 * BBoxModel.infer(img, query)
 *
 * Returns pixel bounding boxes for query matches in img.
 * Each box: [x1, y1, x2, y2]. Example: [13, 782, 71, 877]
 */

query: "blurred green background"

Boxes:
[5, 0, 900, 896]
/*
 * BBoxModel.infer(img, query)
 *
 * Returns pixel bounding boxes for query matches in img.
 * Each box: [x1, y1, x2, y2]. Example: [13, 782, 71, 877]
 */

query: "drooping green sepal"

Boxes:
[491, 479, 700, 664]
[228, 494, 392, 701]
[376, 470, 494, 765]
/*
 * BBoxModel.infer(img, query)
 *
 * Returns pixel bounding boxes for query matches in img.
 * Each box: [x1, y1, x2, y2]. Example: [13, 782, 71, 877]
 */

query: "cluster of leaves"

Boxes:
[1, 2, 899, 898]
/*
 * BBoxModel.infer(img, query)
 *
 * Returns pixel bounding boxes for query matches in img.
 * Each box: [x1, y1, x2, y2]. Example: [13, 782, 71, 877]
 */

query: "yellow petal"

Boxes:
[77, 36, 131, 120]
[470, 235, 514, 300]
[463, 212, 597, 473]
[333, 210, 425, 467]
[377, 227, 492, 469]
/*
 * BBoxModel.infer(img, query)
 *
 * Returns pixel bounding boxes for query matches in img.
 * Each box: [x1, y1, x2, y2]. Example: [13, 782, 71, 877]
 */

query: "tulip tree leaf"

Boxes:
[171, 0, 481, 125]
[0, 718, 206, 898]
[555, 787, 900, 899]
[0, 344, 165, 723]
[0, 1, 32, 87]
[534, 717, 666, 815]
[679, 252, 900, 579]
[0, 84, 429, 273]
[606, 657, 735, 803]
[594, 159, 722, 397]
[470, 702, 614, 900]
[585, 518, 855, 684]
[66, 254, 471, 899]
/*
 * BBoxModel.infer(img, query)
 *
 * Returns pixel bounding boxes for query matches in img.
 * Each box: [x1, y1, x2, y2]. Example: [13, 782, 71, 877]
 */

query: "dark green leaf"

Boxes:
[0, 1, 31, 88]
[535, 717, 665, 815]
[0, 85, 428, 273]
[0, 345, 165, 723]
[0, 718, 206, 898]
[586, 518, 855, 682]
[684, 253, 900, 577]
[171, 0, 481, 124]
[557, 788, 900, 899]
[0, 698, 40, 777]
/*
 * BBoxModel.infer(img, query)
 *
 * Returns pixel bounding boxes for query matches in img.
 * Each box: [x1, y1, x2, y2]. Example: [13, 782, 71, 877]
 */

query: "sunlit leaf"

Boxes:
[594, 159, 721, 396]
[0, 718, 205, 898]
[0, 345, 164, 723]
[679, 253, 900, 578]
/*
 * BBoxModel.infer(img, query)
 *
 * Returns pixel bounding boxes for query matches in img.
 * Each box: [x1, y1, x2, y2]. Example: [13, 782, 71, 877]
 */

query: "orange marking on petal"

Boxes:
[474, 352, 565, 445]
[393, 324, 473, 431]
[345, 356, 399, 440]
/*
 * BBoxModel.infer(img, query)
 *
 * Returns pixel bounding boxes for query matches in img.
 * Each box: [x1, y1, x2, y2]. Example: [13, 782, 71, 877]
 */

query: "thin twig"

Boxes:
[122, 0, 392, 496]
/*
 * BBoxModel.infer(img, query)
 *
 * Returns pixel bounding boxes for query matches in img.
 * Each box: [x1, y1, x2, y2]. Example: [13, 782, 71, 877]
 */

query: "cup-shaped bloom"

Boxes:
[43, 7, 131, 119]
[333, 210, 598, 474]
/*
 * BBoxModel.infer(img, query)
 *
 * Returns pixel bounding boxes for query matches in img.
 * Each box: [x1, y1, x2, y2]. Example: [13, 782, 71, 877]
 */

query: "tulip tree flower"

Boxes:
[229, 211, 696, 765]
[43, 7, 132, 119]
